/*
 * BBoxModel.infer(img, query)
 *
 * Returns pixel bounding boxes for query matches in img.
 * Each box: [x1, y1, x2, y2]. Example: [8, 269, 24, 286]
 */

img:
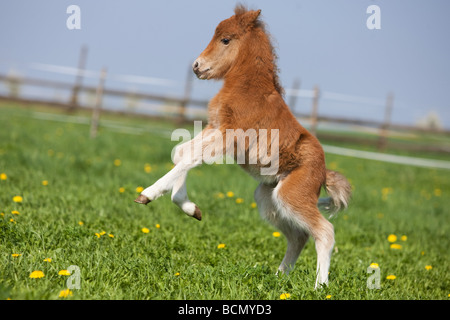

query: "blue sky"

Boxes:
[1, 1, 449, 128]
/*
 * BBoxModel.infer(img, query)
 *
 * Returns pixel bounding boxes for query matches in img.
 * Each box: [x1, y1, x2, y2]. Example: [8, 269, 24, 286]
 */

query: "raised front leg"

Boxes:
[135, 126, 223, 221]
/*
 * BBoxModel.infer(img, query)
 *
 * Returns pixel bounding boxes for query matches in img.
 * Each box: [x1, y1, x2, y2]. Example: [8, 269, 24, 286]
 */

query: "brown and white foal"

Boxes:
[135, 5, 352, 288]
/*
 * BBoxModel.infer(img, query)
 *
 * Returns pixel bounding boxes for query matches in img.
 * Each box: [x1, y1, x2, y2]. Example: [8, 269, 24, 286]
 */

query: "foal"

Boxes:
[135, 5, 352, 288]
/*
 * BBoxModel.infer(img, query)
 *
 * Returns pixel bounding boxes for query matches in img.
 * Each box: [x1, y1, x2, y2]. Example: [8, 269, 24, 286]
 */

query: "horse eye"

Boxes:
[221, 38, 230, 45]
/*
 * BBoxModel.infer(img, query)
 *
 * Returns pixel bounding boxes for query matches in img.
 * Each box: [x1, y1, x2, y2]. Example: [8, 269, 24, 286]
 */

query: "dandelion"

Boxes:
[279, 293, 291, 300]
[95, 232, 101, 238]
[217, 243, 226, 249]
[58, 270, 71, 276]
[108, 234, 114, 238]
[11, 210, 20, 215]
[114, 159, 121, 166]
[235, 198, 244, 204]
[29, 271, 45, 279]
[12, 196, 23, 203]
[250, 202, 257, 209]
[9, 218, 15, 223]
[387, 234, 397, 243]
[226, 191, 234, 198]
[144, 164, 152, 173]
[11, 254, 21, 258]
[434, 188, 441, 197]
[43, 258, 52, 263]
[215, 192, 225, 199]
[0, 173, 7, 180]
[326, 295, 332, 299]
[425, 265, 432, 271]
[369, 263, 379, 269]
[381, 187, 392, 201]
[78, 221, 84, 226]
[272, 232, 281, 238]
[386, 275, 396, 280]
[400, 235, 407, 241]
[119, 187, 125, 193]
[59, 289, 73, 298]
[136, 186, 144, 193]
[141, 227, 150, 234]
[175, 272, 180, 276]
[42, 180, 49, 186]
[390, 244, 402, 250]
[155, 224, 161, 229]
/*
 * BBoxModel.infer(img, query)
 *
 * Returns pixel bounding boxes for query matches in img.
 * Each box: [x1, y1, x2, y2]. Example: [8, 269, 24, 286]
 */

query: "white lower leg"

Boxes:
[314, 225, 334, 288]
[171, 172, 198, 217]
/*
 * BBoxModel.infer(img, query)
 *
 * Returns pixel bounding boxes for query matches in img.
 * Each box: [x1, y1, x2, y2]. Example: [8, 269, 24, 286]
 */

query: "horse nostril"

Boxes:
[193, 61, 199, 69]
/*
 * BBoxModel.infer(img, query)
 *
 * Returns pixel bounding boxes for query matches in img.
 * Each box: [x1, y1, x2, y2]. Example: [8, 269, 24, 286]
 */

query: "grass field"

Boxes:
[0, 102, 449, 300]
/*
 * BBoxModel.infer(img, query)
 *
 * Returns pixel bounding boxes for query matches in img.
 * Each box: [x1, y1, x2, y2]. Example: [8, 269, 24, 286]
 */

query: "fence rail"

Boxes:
[1, 72, 449, 154]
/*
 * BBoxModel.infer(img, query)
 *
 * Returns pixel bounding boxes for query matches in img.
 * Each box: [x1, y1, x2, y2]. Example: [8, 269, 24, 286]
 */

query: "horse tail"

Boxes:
[318, 169, 352, 218]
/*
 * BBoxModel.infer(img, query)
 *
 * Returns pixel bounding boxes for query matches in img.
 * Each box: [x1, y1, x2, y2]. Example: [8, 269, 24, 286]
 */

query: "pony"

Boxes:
[135, 5, 352, 288]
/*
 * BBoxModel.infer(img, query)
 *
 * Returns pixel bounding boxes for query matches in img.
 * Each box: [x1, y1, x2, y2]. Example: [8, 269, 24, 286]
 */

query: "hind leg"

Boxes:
[273, 167, 335, 288]
[254, 183, 310, 275]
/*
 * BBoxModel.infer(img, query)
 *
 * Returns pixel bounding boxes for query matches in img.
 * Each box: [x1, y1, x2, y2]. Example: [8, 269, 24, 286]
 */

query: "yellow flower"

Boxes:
[9, 218, 15, 223]
[279, 293, 291, 300]
[0, 173, 7, 180]
[174, 272, 180, 276]
[369, 263, 379, 269]
[217, 243, 226, 249]
[11, 253, 21, 258]
[155, 224, 160, 229]
[215, 192, 225, 199]
[141, 227, 150, 234]
[59, 289, 73, 298]
[433, 188, 441, 197]
[387, 234, 397, 243]
[272, 232, 281, 238]
[12, 196, 23, 203]
[114, 159, 121, 166]
[42, 180, 49, 186]
[136, 186, 144, 193]
[11, 210, 20, 215]
[144, 164, 152, 173]
[226, 191, 234, 198]
[390, 243, 402, 250]
[99, 231, 106, 236]
[108, 234, 114, 238]
[381, 187, 392, 201]
[43, 258, 52, 263]
[78, 221, 84, 226]
[386, 275, 396, 280]
[119, 187, 125, 193]
[235, 198, 244, 204]
[29, 270, 45, 279]
[250, 202, 257, 209]
[400, 235, 407, 241]
[326, 295, 332, 299]
[58, 270, 71, 276]
[95, 232, 101, 238]
[425, 265, 432, 271]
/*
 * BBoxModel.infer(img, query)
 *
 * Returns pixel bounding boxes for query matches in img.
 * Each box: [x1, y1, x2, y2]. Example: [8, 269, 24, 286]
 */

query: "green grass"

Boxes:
[0, 102, 449, 300]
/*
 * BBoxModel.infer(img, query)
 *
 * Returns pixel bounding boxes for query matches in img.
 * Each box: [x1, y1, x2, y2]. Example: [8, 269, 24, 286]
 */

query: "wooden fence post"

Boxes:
[69, 45, 88, 112]
[288, 78, 301, 111]
[377, 92, 394, 151]
[90, 68, 107, 138]
[310, 85, 320, 136]
[178, 64, 194, 123]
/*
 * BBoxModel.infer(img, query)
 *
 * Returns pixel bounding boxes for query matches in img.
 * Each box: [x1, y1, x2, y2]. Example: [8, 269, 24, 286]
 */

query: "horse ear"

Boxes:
[238, 9, 261, 29]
